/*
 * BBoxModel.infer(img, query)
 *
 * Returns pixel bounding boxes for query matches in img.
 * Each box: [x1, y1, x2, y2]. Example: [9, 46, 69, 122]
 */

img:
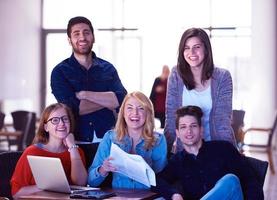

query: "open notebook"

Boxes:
[27, 155, 97, 194]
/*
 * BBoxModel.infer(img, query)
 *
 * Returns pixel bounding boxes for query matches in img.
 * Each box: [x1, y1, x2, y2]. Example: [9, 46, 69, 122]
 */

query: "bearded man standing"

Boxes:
[51, 16, 127, 165]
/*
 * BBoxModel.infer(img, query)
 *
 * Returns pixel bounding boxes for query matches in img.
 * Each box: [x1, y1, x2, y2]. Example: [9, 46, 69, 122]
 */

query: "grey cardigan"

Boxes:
[164, 66, 236, 150]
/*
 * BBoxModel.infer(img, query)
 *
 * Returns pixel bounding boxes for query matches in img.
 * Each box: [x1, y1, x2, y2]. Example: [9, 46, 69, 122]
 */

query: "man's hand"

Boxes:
[76, 90, 119, 113]
[172, 193, 183, 200]
[76, 91, 89, 100]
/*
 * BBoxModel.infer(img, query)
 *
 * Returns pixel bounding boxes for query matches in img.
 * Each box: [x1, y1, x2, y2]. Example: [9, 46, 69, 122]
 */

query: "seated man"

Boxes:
[152, 105, 263, 200]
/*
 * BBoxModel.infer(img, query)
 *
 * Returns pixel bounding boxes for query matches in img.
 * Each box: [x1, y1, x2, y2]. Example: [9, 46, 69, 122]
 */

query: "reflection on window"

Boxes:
[43, 0, 252, 117]
[46, 34, 71, 105]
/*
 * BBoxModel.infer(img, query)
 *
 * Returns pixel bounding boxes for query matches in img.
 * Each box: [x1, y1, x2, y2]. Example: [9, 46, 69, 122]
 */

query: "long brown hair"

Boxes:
[115, 91, 156, 149]
[177, 28, 214, 90]
[33, 103, 75, 144]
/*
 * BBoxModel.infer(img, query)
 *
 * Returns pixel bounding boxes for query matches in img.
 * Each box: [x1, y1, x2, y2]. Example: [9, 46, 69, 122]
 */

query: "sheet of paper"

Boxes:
[109, 143, 156, 187]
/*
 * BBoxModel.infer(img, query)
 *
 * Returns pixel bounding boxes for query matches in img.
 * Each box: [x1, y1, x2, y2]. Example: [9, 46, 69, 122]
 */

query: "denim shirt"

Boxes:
[87, 130, 167, 189]
[51, 52, 127, 141]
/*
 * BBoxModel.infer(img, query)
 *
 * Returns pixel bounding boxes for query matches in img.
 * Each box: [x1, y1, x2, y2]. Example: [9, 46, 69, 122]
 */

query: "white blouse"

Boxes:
[182, 85, 212, 141]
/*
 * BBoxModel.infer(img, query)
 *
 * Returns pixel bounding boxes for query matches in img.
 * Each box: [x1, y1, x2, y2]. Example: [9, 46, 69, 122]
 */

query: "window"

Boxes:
[43, 0, 251, 114]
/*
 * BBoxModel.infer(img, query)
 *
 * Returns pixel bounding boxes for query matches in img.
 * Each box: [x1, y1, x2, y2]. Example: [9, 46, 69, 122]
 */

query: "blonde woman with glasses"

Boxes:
[11, 103, 87, 199]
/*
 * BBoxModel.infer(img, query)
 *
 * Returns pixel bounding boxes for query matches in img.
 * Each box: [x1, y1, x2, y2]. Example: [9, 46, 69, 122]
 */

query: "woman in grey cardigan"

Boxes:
[164, 28, 236, 153]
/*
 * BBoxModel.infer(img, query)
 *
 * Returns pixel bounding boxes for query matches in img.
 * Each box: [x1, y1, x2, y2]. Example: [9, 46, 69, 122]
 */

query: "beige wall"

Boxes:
[251, 0, 276, 126]
[0, 0, 41, 118]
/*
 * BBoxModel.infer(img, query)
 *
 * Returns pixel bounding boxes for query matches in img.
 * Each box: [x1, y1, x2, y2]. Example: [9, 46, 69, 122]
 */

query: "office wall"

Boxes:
[0, 0, 41, 118]
[274, 2, 277, 110]
[251, 0, 276, 126]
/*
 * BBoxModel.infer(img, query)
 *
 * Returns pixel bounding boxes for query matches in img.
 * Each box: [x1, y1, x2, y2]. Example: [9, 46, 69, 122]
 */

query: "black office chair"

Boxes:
[78, 143, 100, 169]
[0, 112, 7, 149]
[0, 151, 22, 199]
[244, 156, 268, 187]
[0, 112, 5, 130]
[8, 111, 36, 151]
[231, 109, 246, 149]
[78, 142, 112, 188]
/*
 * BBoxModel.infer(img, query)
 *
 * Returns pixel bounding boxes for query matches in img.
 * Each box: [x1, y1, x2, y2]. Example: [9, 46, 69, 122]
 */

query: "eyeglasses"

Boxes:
[46, 115, 70, 125]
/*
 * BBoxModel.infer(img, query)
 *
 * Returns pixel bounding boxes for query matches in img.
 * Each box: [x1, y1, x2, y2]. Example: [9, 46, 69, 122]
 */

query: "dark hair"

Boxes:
[33, 103, 75, 144]
[175, 105, 203, 128]
[177, 28, 214, 90]
[67, 16, 94, 37]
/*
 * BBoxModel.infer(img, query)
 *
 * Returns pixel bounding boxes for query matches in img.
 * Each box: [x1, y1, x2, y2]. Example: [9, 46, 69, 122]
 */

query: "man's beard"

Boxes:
[72, 43, 92, 55]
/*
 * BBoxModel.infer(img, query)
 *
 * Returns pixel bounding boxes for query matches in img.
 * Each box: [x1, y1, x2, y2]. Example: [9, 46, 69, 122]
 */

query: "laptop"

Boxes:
[27, 155, 98, 194]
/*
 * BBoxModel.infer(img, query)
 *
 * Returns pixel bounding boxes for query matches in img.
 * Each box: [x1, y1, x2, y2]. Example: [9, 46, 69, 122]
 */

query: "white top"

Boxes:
[182, 85, 212, 141]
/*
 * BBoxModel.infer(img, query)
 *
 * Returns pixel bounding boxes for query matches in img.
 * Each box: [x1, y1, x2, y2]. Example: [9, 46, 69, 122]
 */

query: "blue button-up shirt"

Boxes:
[51, 52, 127, 141]
[88, 130, 167, 189]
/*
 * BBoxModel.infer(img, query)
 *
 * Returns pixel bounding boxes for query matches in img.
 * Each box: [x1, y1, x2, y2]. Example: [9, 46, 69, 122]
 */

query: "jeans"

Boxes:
[201, 174, 243, 200]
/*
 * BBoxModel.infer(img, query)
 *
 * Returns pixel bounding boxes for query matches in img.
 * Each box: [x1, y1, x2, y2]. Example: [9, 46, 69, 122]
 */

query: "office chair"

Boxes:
[78, 142, 112, 187]
[0, 112, 5, 130]
[241, 111, 277, 174]
[0, 151, 22, 199]
[231, 109, 246, 149]
[0, 112, 8, 150]
[244, 156, 268, 187]
[8, 111, 36, 151]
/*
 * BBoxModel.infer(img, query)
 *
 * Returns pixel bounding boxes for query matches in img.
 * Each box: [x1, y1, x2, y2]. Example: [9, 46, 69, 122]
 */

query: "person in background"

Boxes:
[10, 103, 87, 199]
[50, 16, 127, 166]
[87, 91, 167, 189]
[150, 65, 170, 128]
[165, 27, 236, 153]
[153, 105, 263, 200]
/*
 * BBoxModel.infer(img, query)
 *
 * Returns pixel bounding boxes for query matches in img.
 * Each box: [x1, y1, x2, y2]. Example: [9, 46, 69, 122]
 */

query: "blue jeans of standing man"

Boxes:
[201, 174, 243, 200]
